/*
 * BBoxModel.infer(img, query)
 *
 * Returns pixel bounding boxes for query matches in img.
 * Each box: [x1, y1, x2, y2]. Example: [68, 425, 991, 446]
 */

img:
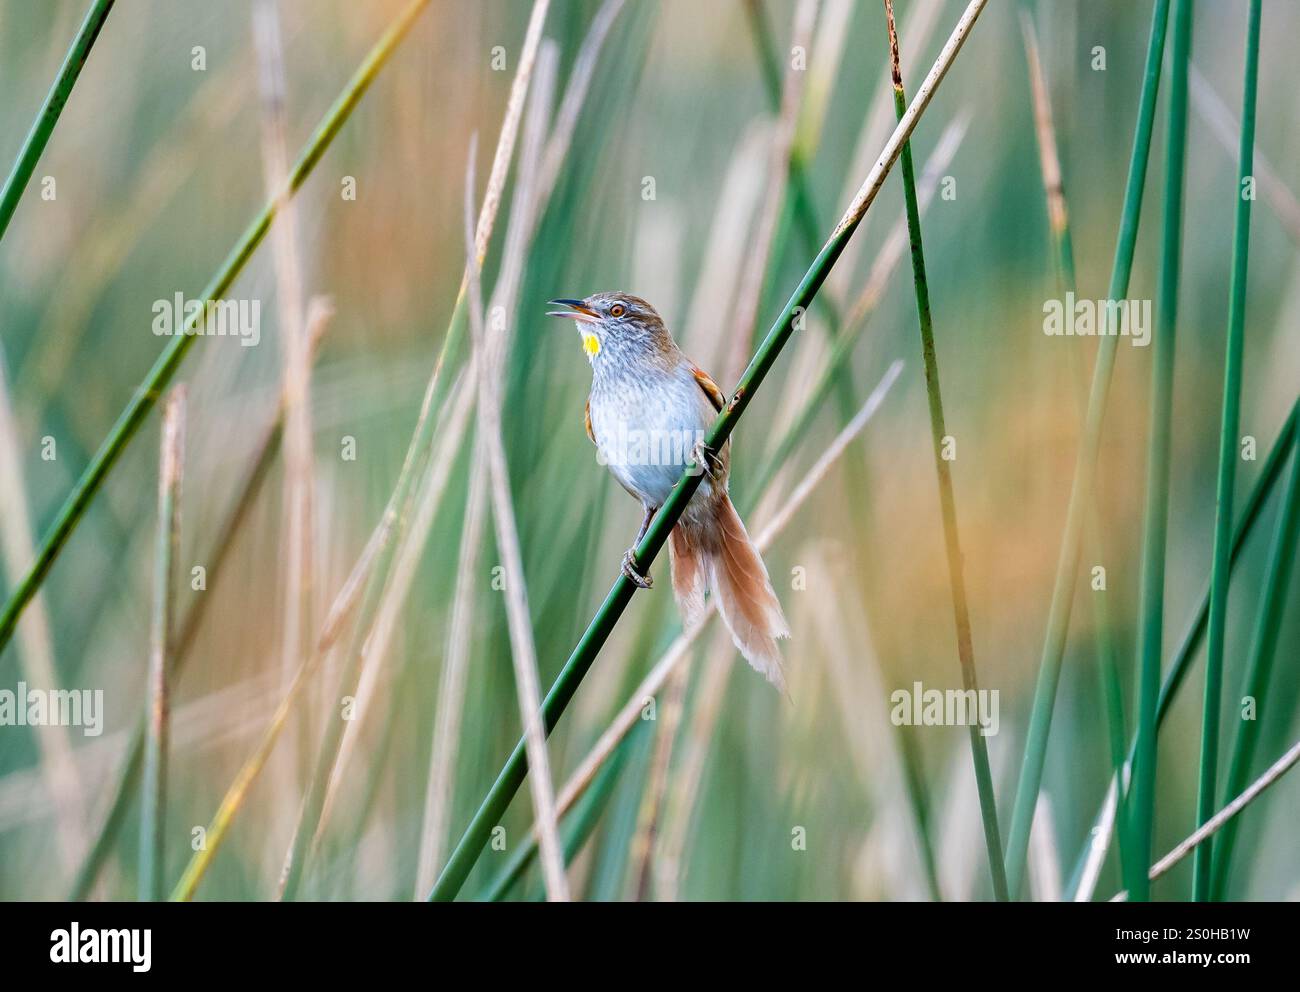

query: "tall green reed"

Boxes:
[1066, 404, 1298, 899]
[1193, 0, 1263, 901]
[1017, 6, 1128, 874]
[882, 0, 1006, 902]
[1005, 0, 1171, 900]
[1211, 419, 1300, 898]
[1127, 0, 1192, 904]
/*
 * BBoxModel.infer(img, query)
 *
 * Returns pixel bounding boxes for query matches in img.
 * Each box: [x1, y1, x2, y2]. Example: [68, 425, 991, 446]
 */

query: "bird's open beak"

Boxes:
[546, 298, 599, 323]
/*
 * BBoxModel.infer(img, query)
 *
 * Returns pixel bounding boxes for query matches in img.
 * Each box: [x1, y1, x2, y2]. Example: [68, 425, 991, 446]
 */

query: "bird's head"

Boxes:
[546, 293, 671, 366]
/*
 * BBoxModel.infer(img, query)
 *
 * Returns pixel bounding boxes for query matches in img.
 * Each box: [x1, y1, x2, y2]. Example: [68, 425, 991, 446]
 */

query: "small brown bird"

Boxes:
[547, 293, 789, 690]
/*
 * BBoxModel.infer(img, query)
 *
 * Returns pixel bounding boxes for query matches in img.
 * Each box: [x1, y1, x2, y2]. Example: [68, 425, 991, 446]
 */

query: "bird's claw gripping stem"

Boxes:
[621, 548, 653, 588]
[691, 439, 722, 481]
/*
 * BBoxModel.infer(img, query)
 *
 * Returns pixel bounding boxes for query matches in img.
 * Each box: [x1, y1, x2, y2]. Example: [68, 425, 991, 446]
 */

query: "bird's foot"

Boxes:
[691, 439, 722, 481]
[621, 548, 653, 588]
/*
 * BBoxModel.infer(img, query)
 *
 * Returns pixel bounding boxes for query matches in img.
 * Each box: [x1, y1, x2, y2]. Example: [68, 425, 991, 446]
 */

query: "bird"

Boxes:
[547, 293, 790, 691]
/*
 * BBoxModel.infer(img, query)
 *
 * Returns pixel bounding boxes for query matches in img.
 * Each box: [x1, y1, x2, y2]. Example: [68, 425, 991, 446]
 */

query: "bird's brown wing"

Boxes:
[691, 365, 726, 413]
[584, 396, 596, 444]
[690, 364, 732, 481]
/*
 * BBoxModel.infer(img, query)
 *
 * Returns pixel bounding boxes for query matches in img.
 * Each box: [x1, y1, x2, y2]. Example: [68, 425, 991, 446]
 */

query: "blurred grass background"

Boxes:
[0, 0, 1297, 901]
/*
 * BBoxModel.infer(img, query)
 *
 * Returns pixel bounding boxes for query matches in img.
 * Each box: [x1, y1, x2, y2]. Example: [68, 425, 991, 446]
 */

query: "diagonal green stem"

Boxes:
[0, 0, 116, 244]
[483, 722, 646, 901]
[1004, 0, 1171, 900]
[883, 0, 1006, 901]
[429, 0, 990, 901]
[1193, 0, 1262, 901]
[1127, 0, 1192, 903]
[0, 0, 433, 659]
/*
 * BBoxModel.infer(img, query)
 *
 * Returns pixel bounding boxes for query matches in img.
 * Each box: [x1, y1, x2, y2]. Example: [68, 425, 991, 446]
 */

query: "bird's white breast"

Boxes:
[589, 364, 715, 508]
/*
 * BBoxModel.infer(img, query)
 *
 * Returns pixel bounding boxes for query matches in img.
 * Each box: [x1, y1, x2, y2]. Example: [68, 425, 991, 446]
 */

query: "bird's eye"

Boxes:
[609, 304, 625, 318]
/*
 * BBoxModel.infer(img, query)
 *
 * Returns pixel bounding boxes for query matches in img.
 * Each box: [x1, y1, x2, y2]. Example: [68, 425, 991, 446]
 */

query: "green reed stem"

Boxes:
[1211, 421, 1300, 898]
[883, 0, 1006, 901]
[1193, 0, 1262, 901]
[1019, 7, 1129, 876]
[483, 721, 645, 901]
[1127, 0, 1192, 904]
[749, 6, 941, 898]
[0, 0, 116, 244]
[429, 0, 990, 902]
[0, 0, 433, 659]
[1004, 0, 1170, 901]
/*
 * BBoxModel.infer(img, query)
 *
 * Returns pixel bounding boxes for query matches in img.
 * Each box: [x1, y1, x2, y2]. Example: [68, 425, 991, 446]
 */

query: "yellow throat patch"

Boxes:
[582, 332, 601, 358]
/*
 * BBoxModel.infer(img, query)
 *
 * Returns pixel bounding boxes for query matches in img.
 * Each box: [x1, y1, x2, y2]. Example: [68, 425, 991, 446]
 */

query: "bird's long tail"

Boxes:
[668, 493, 789, 692]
